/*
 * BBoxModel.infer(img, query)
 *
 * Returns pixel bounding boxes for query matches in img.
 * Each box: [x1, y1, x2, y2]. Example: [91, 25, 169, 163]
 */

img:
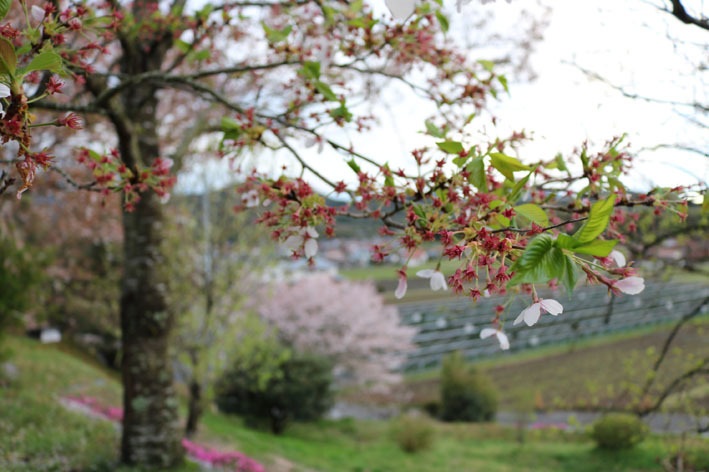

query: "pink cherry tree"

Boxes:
[255, 273, 416, 389]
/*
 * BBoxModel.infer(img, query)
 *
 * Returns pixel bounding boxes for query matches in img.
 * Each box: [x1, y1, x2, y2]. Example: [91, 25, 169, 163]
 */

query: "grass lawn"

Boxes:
[2, 336, 708, 471]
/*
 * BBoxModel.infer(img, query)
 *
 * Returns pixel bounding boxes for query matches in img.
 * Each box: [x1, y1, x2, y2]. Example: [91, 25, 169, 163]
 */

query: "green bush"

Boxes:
[590, 413, 648, 450]
[439, 351, 498, 422]
[215, 351, 334, 434]
[390, 413, 435, 453]
[0, 238, 46, 362]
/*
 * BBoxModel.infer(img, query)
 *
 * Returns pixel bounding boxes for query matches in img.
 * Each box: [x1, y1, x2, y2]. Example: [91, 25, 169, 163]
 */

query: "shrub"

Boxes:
[590, 413, 648, 450]
[390, 413, 435, 453]
[439, 351, 498, 422]
[0, 238, 46, 361]
[215, 351, 334, 434]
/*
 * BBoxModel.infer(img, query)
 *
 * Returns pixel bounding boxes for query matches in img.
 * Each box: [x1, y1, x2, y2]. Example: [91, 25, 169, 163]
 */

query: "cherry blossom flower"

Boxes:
[609, 249, 626, 267]
[284, 226, 319, 258]
[480, 328, 510, 350]
[514, 299, 563, 326]
[417, 269, 447, 291]
[395, 268, 408, 299]
[0, 84, 10, 116]
[614, 276, 645, 295]
[241, 189, 259, 207]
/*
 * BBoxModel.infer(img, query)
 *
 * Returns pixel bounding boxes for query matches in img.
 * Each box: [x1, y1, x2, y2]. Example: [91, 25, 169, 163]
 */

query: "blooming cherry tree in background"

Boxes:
[256, 274, 416, 388]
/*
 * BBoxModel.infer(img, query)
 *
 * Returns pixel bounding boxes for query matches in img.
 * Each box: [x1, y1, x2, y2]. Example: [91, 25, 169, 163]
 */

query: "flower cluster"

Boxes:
[182, 439, 265, 472]
[76, 149, 176, 210]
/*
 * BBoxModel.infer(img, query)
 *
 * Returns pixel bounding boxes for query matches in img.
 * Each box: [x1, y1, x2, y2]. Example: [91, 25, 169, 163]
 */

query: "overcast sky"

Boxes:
[177, 0, 709, 195]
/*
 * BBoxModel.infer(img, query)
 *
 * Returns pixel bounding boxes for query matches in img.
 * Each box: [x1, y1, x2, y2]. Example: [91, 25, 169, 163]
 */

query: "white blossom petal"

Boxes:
[306, 226, 319, 238]
[615, 276, 645, 295]
[540, 299, 563, 316]
[304, 238, 318, 259]
[31, 5, 45, 22]
[0, 84, 10, 99]
[283, 235, 303, 252]
[521, 303, 542, 326]
[496, 331, 510, 350]
[513, 311, 525, 326]
[609, 250, 626, 267]
[416, 269, 435, 278]
[430, 271, 447, 291]
[395, 276, 407, 299]
[480, 328, 497, 339]
[385, 0, 417, 20]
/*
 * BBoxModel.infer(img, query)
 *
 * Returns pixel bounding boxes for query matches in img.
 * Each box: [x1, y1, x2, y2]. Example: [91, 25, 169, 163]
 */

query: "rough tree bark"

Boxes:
[113, 3, 183, 465]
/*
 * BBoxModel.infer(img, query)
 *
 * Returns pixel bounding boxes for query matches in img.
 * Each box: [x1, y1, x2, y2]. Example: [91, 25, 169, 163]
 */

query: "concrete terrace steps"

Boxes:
[396, 282, 709, 371]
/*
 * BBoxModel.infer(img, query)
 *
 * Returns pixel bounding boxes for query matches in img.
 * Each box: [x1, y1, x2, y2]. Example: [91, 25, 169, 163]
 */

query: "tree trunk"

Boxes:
[185, 378, 203, 437]
[120, 189, 183, 467]
[117, 59, 183, 466]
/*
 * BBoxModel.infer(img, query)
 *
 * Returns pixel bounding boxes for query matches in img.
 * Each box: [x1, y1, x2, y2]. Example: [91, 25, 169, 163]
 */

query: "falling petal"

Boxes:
[283, 235, 303, 252]
[304, 238, 318, 259]
[540, 299, 563, 316]
[430, 271, 448, 291]
[416, 269, 435, 278]
[497, 331, 510, 350]
[395, 276, 407, 299]
[480, 328, 497, 339]
[609, 250, 626, 267]
[522, 303, 542, 326]
[615, 276, 645, 295]
[385, 0, 417, 20]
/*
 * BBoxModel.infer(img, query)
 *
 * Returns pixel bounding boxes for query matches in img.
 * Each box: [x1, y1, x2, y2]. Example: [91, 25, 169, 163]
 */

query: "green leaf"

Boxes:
[425, 120, 446, 139]
[703, 192, 709, 213]
[314, 81, 337, 101]
[514, 203, 549, 226]
[497, 75, 509, 94]
[555, 233, 579, 250]
[478, 59, 494, 73]
[436, 141, 464, 154]
[192, 49, 210, 61]
[490, 152, 530, 180]
[175, 39, 191, 53]
[347, 159, 361, 174]
[574, 195, 615, 244]
[573, 239, 618, 257]
[452, 155, 469, 167]
[489, 200, 504, 210]
[0, 0, 10, 21]
[302, 61, 320, 80]
[413, 205, 426, 219]
[560, 254, 579, 297]
[508, 166, 536, 203]
[510, 235, 563, 285]
[330, 103, 352, 122]
[466, 157, 487, 192]
[262, 23, 292, 43]
[607, 176, 626, 194]
[0, 38, 17, 76]
[435, 10, 449, 33]
[554, 153, 568, 172]
[22, 52, 63, 75]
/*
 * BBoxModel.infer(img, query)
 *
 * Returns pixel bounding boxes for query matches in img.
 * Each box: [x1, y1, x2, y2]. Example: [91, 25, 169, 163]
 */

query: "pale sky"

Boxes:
[177, 0, 709, 194]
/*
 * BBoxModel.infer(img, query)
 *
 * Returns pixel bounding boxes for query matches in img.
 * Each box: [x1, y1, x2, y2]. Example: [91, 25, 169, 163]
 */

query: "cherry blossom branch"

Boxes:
[569, 61, 709, 113]
[638, 294, 709, 403]
[48, 164, 101, 192]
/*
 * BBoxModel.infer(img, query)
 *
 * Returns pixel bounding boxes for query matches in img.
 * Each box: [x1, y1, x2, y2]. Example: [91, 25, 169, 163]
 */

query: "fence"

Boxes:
[397, 282, 709, 372]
